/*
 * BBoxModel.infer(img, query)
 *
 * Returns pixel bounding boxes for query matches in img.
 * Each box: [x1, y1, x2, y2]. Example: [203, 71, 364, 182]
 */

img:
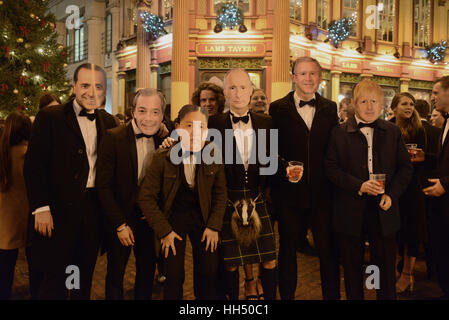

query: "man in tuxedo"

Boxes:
[208, 68, 277, 300]
[325, 79, 413, 299]
[96, 88, 168, 300]
[269, 57, 340, 300]
[422, 76, 449, 299]
[24, 63, 118, 299]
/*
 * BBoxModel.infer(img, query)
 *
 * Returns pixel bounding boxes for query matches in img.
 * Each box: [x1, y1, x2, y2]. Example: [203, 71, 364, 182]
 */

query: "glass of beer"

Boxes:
[287, 161, 304, 183]
[370, 173, 386, 194]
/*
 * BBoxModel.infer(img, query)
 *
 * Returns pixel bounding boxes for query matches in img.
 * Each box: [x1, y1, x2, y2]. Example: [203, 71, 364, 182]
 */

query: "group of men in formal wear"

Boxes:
[22, 58, 449, 300]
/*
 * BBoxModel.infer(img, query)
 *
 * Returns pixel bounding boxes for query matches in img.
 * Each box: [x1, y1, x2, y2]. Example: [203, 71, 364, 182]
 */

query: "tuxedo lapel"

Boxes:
[125, 123, 138, 184]
[63, 100, 85, 144]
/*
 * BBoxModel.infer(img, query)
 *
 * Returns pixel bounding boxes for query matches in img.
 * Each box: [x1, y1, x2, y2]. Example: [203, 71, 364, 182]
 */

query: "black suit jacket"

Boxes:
[325, 116, 413, 237]
[96, 122, 164, 230]
[23, 100, 117, 266]
[269, 91, 339, 210]
[432, 119, 449, 220]
[208, 111, 273, 191]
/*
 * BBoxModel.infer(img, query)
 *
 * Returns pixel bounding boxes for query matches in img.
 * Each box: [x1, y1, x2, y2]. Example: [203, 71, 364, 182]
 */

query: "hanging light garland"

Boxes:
[140, 11, 167, 40]
[425, 40, 448, 64]
[325, 16, 356, 48]
[214, 2, 247, 33]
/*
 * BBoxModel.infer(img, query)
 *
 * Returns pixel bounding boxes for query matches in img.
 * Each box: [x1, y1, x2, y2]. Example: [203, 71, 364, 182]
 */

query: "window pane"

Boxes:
[80, 26, 84, 61]
[377, 0, 395, 42]
[317, 0, 328, 29]
[342, 0, 358, 37]
[413, 0, 430, 47]
[75, 29, 79, 62]
[163, 0, 173, 20]
[290, 0, 303, 21]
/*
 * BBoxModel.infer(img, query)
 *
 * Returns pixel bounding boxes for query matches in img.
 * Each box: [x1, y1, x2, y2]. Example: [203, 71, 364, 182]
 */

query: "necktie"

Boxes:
[358, 121, 377, 129]
[299, 99, 316, 108]
[231, 113, 250, 124]
[79, 108, 96, 121]
[136, 133, 155, 139]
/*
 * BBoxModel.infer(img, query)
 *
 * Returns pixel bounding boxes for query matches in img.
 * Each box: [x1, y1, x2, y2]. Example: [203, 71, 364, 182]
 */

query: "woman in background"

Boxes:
[0, 112, 32, 299]
[249, 89, 268, 114]
[390, 92, 427, 295]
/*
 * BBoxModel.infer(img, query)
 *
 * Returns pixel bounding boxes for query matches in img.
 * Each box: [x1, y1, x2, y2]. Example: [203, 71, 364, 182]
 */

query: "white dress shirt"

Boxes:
[182, 150, 197, 188]
[355, 115, 374, 175]
[442, 118, 449, 148]
[230, 111, 254, 171]
[132, 120, 156, 185]
[294, 91, 316, 131]
[73, 99, 97, 188]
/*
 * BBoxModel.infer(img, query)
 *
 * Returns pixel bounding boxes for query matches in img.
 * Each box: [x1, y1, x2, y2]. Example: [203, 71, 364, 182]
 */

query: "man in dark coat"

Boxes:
[24, 63, 118, 299]
[269, 57, 340, 300]
[423, 76, 449, 299]
[96, 88, 169, 300]
[325, 79, 413, 299]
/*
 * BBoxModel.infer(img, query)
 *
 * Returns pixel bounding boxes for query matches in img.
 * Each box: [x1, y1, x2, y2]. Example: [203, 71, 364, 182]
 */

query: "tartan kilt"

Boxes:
[220, 188, 276, 267]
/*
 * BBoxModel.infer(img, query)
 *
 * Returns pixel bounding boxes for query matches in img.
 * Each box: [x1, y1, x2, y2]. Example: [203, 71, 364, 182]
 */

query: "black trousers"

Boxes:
[105, 218, 156, 300]
[338, 202, 397, 300]
[163, 212, 218, 300]
[278, 205, 340, 300]
[0, 249, 18, 300]
[37, 189, 101, 300]
[429, 206, 449, 297]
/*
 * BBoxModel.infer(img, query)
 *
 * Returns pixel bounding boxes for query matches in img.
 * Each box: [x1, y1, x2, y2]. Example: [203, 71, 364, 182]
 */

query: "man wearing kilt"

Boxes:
[208, 68, 277, 300]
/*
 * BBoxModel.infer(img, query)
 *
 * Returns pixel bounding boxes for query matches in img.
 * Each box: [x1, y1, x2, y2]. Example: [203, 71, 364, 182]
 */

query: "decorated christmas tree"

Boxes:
[0, 0, 70, 117]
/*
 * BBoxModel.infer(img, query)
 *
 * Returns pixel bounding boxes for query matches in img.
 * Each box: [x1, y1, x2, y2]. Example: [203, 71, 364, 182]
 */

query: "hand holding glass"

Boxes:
[286, 161, 304, 183]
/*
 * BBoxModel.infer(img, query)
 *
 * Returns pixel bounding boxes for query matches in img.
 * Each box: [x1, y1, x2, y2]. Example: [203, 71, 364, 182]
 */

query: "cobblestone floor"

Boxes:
[11, 224, 443, 300]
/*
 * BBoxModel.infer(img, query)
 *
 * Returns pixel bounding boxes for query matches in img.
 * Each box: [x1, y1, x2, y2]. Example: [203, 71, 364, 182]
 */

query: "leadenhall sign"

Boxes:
[196, 42, 266, 57]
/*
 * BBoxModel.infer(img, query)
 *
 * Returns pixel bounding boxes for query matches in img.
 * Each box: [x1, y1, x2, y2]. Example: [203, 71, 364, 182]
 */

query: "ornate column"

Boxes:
[271, 0, 291, 102]
[136, 0, 152, 90]
[400, 78, 410, 93]
[110, 0, 121, 114]
[171, 0, 190, 119]
[331, 71, 341, 105]
[85, 0, 105, 66]
[117, 72, 126, 113]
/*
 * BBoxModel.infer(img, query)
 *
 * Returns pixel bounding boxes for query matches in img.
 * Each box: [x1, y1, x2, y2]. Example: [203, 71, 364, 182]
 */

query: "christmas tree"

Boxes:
[0, 0, 70, 117]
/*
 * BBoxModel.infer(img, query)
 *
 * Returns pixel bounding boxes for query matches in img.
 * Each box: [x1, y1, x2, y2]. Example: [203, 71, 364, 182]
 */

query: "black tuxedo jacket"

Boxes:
[96, 122, 164, 230]
[325, 116, 413, 237]
[432, 119, 449, 220]
[23, 100, 117, 267]
[269, 91, 339, 210]
[208, 111, 273, 191]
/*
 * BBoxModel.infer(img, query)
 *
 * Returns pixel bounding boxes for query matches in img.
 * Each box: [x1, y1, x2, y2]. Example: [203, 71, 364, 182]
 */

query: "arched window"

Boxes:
[377, 0, 396, 42]
[413, 0, 431, 47]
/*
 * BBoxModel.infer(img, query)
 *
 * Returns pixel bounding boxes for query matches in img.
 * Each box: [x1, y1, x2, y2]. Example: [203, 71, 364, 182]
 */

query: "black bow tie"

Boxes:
[358, 121, 377, 129]
[443, 113, 449, 120]
[79, 109, 96, 121]
[231, 113, 250, 124]
[299, 99, 316, 108]
[135, 133, 155, 139]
